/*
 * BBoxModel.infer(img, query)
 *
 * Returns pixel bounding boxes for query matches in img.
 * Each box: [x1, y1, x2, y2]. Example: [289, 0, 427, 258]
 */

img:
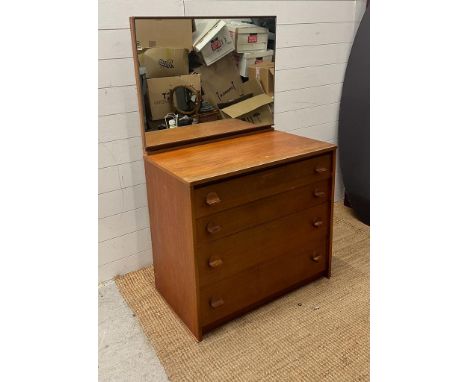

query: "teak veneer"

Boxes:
[143, 129, 336, 340]
[144, 119, 271, 152]
[130, 17, 336, 341]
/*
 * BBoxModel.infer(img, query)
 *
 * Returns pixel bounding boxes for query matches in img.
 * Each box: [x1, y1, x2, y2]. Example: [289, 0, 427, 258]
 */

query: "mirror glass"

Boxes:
[133, 17, 276, 144]
[171, 86, 200, 115]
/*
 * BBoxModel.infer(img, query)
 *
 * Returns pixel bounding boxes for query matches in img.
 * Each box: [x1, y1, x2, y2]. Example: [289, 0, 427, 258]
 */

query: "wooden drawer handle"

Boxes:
[205, 192, 221, 206]
[310, 252, 322, 262]
[208, 256, 223, 268]
[314, 189, 326, 198]
[206, 222, 222, 234]
[313, 220, 323, 227]
[210, 297, 224, 309]
[315, 167, 328, 174]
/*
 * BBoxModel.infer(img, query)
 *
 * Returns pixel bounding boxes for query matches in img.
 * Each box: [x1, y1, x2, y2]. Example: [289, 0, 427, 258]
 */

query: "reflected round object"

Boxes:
[170, 85, 201, 115]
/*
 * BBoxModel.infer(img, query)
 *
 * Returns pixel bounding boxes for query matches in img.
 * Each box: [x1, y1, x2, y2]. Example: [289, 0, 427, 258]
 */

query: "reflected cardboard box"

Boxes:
[235, 50, 274, 77]
[193, 20, 235, 66]
[194, 53, 243, 107]
[248, 62, 275, 97]
[228, 22, 269, 53]
[135, 19, 193, 50]
[138, 47, 189, 79]
[220, 79, 273, 126]
[220, 94, 273, 126]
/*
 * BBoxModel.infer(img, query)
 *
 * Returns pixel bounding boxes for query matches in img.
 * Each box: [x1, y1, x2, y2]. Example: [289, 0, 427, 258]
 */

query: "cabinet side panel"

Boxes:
[327, 149, 337, 278]
[144, 159, 200, 338]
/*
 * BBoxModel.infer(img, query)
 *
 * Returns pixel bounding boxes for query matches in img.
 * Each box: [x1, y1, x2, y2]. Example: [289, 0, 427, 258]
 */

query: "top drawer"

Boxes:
[193, 154, 332, 217]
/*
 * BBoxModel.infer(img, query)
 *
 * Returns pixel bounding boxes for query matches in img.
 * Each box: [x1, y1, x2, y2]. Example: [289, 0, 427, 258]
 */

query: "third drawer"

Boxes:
[196, 202, 329, 287]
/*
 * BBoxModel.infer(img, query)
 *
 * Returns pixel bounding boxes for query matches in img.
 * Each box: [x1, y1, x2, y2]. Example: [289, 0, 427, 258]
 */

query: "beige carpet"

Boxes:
[115, 203, 369, 381]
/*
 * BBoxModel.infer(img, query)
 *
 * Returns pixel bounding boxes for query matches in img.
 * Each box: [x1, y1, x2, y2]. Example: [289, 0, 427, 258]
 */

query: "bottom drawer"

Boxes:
[200, 240, 328, 326]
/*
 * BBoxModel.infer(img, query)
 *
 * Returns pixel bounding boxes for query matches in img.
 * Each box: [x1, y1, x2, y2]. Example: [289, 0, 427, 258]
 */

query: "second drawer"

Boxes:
[196, 202, 329, 287]
[195, 179, 330, 243]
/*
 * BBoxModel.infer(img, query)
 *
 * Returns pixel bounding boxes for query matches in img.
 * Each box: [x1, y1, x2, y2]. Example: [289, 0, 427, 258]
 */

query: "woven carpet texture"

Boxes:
[115, 203, 370, 381]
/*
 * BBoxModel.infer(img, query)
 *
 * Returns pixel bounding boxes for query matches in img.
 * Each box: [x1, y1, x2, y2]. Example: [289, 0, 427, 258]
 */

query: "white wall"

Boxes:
[354, 0, 367, 29]
[98, 0, 362, 282]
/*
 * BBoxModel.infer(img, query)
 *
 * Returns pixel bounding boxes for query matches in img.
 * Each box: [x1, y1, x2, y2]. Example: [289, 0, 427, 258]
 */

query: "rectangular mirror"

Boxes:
[130, 16, 277, 151]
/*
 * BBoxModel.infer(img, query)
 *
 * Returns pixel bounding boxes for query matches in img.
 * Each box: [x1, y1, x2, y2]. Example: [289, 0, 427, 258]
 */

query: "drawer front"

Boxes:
[196, 180, 330, 243]
[196, 202, 329, 287]
[200, 240, 328, 326]
[193, 154, 332, 218]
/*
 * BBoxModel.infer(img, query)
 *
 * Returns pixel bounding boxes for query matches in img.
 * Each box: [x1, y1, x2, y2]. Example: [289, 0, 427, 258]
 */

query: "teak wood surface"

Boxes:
[144, 161, 200, 339]
[144, 130, 336, 340]
[195, 180, 330, 243]
[131, 16, 337, 341]
[196, 203, 329, 287]
[199, 241, 328, 325]
[145, 130, 336, 185]
[192, 153, 332, 217]
[145, 119, 272, 152]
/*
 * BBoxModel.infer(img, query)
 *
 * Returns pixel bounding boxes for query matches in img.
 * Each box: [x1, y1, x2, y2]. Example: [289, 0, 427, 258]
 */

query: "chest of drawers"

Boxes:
[144, 130, 336, 340]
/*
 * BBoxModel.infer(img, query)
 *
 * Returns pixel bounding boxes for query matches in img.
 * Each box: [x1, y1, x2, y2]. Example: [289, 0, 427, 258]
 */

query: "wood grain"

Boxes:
[200, 241, 328, 326]
[196, 203, 329, 286]
[195, 180, 330, 243]
[143, 129, 336, 340]
[144, 159, 200, 339]
[327, 149, 337, 278]
[145, 119, 270, 151]
[146, 130, 336, 185]
[192, 153, 332, 217]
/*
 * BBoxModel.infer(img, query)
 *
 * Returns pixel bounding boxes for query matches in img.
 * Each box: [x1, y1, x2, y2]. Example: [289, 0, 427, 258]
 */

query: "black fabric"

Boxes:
[338, 8, 370, 225]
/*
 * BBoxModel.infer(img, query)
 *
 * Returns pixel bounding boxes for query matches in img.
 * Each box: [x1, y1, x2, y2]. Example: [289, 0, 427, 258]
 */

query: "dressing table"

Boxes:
[131, 17, 337, 341]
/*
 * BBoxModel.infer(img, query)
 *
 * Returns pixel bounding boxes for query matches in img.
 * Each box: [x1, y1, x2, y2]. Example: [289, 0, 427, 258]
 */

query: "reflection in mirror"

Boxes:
[133, 17, 276, 144]
[170, 85, 201, 115]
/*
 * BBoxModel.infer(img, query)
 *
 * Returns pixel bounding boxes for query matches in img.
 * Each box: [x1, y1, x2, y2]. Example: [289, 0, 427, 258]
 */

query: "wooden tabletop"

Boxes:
[145, 130, 336, 185]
